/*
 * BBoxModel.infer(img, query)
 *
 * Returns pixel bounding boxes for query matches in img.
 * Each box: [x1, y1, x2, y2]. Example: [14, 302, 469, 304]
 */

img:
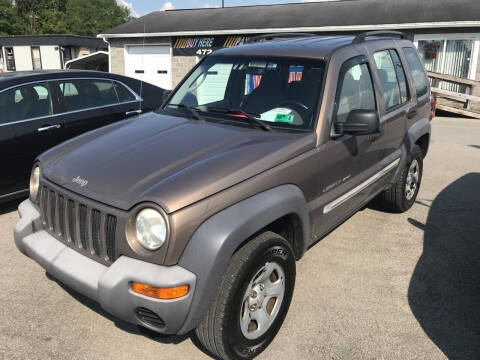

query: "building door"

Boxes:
[124, 45, 172, 89]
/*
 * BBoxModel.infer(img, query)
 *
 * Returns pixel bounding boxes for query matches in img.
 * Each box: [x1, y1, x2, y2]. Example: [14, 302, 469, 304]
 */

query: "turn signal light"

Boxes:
[130, 282, 189, 299]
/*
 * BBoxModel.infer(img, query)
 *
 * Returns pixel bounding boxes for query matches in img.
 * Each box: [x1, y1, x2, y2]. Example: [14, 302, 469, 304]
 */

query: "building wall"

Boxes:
[172, 55, 197, 87]
[13, 46, 32, 71]
[39, 46, 61, 70]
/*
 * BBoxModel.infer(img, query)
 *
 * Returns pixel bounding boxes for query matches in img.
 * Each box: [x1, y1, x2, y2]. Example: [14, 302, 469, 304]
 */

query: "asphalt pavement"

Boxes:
[1, 116, 479, 360]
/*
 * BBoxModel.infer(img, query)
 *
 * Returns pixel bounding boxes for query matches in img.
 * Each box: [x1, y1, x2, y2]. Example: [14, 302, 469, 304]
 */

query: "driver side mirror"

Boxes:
[335, 109, 380, 136]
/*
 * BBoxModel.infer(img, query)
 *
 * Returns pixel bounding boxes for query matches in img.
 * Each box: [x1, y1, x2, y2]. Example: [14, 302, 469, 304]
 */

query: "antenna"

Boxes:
[138, 23, 145, 112]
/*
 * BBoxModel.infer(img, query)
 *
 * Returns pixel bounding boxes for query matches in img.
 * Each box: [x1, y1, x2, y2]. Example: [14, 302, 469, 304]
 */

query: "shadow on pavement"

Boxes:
[0, 198, 23, 216]
[408, 173, 480, 359]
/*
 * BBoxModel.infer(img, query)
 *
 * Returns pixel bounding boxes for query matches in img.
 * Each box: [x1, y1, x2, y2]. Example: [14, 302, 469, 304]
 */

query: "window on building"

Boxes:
[373, 50, 409, 110]
[58, 79, 119, 111]
[335, 58, 376, 123]
[417, 38, 475, 92]
[5, 47, 16, 71]
[31, 46, 42, 70]
[403, 48, 428, 98]
[0, 47, 4, 72]
[0, 83, 52, 124]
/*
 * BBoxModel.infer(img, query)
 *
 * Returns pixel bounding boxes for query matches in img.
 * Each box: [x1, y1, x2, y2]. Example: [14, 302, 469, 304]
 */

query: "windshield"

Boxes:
[165, 55, 326, 130]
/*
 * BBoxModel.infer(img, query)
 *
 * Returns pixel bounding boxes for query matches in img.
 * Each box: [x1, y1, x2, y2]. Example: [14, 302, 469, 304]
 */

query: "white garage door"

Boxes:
[124, 45, 172, 90]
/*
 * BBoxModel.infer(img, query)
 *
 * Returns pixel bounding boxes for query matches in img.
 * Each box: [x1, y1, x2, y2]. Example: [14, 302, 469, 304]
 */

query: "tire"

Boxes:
[195, 231, 296, 360]
[378, 145, 423, 213]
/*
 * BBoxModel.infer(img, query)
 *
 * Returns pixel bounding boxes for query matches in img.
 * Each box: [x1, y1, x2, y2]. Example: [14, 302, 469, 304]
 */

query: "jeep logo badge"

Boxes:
[72, 176, 88, 187]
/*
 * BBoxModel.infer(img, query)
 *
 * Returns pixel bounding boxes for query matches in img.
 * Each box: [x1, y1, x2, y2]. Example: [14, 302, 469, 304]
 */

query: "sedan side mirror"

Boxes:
[335, 109, 380, 136]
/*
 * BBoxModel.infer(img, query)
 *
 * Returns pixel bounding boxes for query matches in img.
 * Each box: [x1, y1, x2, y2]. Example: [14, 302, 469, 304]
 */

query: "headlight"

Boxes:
[30, 166, 40, 201]
[135, 208, 167, 250]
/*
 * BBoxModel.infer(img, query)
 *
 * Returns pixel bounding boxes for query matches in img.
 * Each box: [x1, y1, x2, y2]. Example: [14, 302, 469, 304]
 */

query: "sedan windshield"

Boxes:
[165, 55, 326, 130]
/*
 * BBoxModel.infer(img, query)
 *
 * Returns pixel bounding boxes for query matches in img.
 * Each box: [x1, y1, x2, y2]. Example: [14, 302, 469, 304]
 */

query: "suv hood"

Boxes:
[41, 112, 315, 213]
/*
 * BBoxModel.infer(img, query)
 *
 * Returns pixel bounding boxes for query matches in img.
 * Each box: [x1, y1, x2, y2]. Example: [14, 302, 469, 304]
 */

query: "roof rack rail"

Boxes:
[246, 33, 317, 44]
[352, 31, 407, 44]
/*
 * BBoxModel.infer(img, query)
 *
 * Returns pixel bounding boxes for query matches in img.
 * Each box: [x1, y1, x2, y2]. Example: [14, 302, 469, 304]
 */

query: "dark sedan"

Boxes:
[0, 70, 166, 202]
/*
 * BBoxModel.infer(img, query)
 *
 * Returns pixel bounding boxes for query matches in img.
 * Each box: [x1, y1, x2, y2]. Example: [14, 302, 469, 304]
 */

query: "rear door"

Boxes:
[53, 78, 142, 140]
[0, 82, 61, 197]
[369, 48, 411, 159]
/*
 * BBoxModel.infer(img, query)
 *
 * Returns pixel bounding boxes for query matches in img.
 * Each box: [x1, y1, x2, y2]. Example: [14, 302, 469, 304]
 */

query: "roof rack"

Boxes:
[352, 31, 407, 44]
[246, 33, 317, 44]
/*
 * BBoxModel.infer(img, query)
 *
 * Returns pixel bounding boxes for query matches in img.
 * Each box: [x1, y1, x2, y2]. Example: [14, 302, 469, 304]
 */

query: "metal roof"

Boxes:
[0, 35, 107, 48]
[100, 0, 480, 38]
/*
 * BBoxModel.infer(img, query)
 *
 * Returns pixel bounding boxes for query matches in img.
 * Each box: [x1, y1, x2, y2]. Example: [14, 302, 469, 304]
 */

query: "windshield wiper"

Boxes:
[207, 106, 272, 131]
[168, 103, 204, 121]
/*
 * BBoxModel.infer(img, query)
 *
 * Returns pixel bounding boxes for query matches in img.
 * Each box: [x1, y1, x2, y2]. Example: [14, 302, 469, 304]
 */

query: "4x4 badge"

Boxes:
[72, 176, 88, 187]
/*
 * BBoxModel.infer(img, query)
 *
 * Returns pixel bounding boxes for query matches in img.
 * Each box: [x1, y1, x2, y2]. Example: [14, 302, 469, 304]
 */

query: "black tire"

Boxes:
[378, 145, 423, 213]
[195, 231, 296, 360]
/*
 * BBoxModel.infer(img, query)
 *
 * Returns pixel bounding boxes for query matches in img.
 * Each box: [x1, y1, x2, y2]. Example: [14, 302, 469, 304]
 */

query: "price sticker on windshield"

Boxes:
[275, 113, 295, 123]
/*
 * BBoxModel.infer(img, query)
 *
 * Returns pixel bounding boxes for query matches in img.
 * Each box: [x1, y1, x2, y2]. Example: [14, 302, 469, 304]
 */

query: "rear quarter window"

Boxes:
[402, 47, 428, 98]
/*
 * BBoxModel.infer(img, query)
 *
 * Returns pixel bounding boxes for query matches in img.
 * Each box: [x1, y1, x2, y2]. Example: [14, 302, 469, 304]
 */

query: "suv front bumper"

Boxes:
[14, 199, 196, 335]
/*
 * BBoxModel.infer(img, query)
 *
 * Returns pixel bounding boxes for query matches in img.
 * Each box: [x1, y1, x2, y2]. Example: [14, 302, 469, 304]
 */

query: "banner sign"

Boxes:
[173, 36, 250, 56]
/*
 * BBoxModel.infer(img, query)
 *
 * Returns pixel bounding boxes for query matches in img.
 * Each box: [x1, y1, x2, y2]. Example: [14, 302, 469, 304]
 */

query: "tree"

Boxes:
[0, 0, 20, 35]
[1, 0, 130, 36]
[65, 0, 130, 37]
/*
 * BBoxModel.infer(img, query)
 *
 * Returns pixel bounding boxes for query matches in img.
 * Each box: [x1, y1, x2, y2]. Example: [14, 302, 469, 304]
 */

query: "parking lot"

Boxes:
[0, 116, 479, 360]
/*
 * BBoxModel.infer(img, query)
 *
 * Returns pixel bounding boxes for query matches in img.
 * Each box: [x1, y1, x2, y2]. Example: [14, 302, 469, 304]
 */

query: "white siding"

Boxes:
[40, 46, 61, 70]
[13, 46, 32, 71]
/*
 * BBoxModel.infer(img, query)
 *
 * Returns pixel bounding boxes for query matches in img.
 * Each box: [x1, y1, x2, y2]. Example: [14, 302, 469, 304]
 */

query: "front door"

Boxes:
[0, 82, 62, 197]
[311, 56, 387, 239]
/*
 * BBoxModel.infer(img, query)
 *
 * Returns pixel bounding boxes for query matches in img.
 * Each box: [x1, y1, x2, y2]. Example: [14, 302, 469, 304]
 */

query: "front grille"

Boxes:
[39, 184, 117, 265]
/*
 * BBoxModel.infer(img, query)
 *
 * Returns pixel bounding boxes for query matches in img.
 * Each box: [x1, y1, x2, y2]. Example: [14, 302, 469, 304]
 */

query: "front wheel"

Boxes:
[195, 231, 296, 360]
[378, 145, 423, 213]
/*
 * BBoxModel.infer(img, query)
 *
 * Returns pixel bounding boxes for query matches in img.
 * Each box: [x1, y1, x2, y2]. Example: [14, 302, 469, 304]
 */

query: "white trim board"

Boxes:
[99, 21, 480, 38]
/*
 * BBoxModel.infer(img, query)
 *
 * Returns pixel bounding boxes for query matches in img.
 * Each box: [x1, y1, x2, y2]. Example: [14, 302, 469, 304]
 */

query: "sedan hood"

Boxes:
[41, 112, 315, 213]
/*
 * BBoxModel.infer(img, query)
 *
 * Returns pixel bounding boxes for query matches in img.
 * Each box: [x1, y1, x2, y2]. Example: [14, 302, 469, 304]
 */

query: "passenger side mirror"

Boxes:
[335, 109, 380, 136]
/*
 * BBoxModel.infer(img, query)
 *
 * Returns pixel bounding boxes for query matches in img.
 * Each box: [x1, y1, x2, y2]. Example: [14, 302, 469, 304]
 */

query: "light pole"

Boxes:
[222, 0, 224, 7]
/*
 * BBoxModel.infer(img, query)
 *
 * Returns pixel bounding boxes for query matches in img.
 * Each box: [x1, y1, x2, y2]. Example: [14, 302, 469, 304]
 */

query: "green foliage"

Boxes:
[0, 0, 20, 35]
[0, 0, 130, 36]
[65, 0, 130, 37]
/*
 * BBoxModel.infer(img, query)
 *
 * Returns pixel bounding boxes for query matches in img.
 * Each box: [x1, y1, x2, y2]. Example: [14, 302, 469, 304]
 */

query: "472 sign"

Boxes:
[173, 36, 249, 56]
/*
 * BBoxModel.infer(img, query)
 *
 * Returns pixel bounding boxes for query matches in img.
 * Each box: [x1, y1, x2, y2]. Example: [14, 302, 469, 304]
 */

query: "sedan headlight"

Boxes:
[135, 208, 167, 250]
[30, 166, 40, 201]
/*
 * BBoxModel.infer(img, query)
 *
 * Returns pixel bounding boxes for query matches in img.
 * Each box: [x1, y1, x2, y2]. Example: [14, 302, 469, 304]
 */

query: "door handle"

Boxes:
[407, 109, 418, 119]
[37, 124, 61, 132]
[126, 110, 142, 117]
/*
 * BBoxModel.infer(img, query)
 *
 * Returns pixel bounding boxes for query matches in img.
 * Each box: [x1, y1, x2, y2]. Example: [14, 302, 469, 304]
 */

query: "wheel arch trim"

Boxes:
[391, 117, 431, 184]
[176, 184, 310, 334]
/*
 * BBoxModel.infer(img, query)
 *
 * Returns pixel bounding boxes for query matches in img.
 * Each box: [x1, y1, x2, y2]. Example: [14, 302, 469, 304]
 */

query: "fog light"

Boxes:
[131, 282, 189, 299]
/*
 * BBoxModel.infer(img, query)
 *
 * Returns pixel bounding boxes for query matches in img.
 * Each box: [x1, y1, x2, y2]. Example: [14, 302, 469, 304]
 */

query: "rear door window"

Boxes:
[402, 48, 429, 98]
[113, 82, 136, 102]
[58, 79, 119, 112]
[335, 57, 376, 123]
[373, 50, 409, 110]
[0, 82, 53, 124]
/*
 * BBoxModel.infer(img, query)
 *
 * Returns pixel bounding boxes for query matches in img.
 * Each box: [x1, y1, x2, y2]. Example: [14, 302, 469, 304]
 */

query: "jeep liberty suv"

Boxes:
[14, 32, 431, 360]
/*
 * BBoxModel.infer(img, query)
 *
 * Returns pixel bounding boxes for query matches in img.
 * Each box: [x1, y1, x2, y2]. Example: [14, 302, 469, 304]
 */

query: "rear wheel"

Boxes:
[195, 231, 296, 360]
[378, 145, 423, 213]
